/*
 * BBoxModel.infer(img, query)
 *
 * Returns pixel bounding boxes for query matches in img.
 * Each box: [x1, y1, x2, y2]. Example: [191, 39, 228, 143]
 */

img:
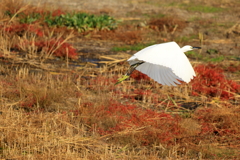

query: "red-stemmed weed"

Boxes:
[194, 107, 240, 138]
[84, 100, 182, 146]
[130, 70, 151, 81]
[17, 38, 78, 59]
[51, 9, 66, 17]
[191, 64, 240, 99]
[4, 23, 44, 37]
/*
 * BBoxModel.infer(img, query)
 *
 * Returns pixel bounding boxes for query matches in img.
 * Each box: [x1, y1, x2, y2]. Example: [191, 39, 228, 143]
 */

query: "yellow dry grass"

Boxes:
[0, 0, 240, 159]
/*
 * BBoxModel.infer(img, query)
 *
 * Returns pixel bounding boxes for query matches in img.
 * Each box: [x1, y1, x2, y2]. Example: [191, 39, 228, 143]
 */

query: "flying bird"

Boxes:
[115, 41, 201, 86]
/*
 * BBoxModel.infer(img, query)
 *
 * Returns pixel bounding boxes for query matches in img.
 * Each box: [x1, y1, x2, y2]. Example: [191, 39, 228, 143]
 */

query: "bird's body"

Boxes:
[115, 41, 201, 86]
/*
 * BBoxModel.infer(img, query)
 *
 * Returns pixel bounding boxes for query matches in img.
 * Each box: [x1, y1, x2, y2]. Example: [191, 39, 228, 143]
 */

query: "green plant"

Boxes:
[186, 5, 225, 13]
[206, 49, 218, 54]
[19, 12, 42, 23]
[166, 3, 225, 13]
[185, 51, 203, 60]
[185, 50, 196, 56]
[208, 56, 225, 62]
[188, 16, 202, 22]
[45, 12, 118, 31]
[5, 9, 118, 32]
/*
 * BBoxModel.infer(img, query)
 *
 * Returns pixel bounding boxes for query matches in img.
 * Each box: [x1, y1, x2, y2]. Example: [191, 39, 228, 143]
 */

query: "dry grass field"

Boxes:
[0, 0, 240, 159]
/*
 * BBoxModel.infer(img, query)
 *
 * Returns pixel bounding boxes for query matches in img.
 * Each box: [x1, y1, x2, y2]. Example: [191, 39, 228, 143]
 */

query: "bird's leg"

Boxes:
[125, 62, 144, 76]
[115, 62, 144, 85]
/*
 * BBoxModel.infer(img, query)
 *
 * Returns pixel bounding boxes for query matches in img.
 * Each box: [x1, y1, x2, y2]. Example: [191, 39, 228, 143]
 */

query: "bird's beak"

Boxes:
[193, 47, 201, 49]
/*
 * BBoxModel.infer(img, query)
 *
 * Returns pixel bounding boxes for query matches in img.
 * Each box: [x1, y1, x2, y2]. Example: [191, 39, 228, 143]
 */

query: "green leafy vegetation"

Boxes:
[45, 13, 118, 31]
[185, 50, 203, 60]
[187, 51, 226, 62]
[19, 12, 42, 23]
[207, 49, 218, 54]
[185, 50, 196, 56]
[5, 10, 118, 32]
[208, 55, 225, 62]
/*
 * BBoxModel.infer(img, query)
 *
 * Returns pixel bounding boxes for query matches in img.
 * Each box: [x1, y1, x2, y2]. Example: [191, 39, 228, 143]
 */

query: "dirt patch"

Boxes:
[90, 27, 143, 44]
[149, 16, 187, 32]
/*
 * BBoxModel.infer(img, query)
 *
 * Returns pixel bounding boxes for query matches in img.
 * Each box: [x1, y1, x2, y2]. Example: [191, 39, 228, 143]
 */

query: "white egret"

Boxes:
[115, 41, 201, 86]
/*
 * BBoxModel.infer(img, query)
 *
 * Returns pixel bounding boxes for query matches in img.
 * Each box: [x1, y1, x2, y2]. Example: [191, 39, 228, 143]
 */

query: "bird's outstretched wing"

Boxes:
[135, 62, 182, 86]
[128, 42, 195, 85]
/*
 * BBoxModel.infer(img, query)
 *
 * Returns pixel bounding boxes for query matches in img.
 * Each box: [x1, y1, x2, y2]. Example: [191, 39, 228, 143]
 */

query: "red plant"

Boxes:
[218, 63, 240, 73]
[228, 64, 240, 73]
[194, 108, 240, 136]
[46, 39, 78, 59]
[91, 76, 117, 86]
[93, 100, 181, 145]
[121, 88, 154, 102]
[191, 64, 240, 99]
[20, 95, 36, 108]
[52, 9, 66, 17]
[130, 70, 150, 81]
[4, 23, 43, 37]
[18, 38, 78, 59]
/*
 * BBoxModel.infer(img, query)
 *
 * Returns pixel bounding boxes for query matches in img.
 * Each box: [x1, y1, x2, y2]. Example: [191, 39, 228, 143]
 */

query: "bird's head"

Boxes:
[181, 45, 201, 53]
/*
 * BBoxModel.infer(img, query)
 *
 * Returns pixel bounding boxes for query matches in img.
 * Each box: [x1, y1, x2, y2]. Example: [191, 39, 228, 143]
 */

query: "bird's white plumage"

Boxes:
[128, 41, 196, 86]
